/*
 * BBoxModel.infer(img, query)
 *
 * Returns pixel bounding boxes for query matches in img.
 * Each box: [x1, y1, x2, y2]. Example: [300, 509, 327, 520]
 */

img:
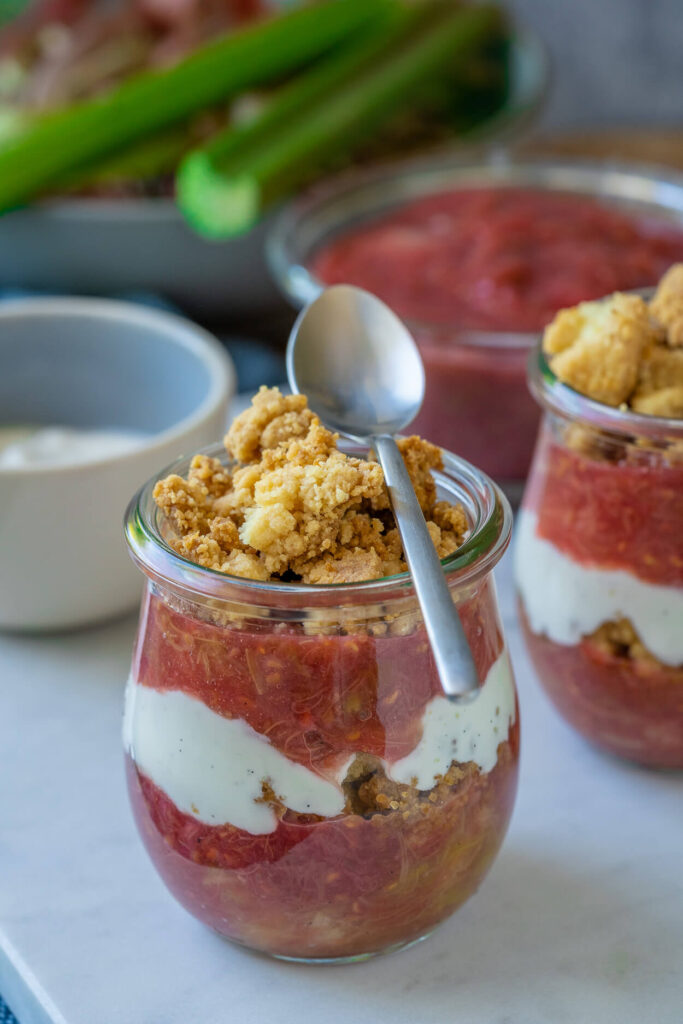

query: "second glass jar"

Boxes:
[516, 349, 683, 768]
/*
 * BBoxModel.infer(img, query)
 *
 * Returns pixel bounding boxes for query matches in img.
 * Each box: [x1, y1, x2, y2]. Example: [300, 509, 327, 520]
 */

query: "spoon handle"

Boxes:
[373, 434, 479, 701]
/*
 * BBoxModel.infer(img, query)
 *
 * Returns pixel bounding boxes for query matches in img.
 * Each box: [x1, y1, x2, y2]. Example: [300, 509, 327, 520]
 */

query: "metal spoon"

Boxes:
[287, 284, 479, 701]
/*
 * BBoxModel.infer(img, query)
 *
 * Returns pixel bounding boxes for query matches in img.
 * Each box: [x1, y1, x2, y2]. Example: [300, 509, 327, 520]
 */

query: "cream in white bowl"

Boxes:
[0, 298, 235, 631]
[0, 425, 147, 468]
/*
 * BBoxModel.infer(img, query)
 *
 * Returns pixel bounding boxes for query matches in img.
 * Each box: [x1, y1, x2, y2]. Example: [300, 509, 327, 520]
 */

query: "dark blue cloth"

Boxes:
[0, 998, 17, 1024]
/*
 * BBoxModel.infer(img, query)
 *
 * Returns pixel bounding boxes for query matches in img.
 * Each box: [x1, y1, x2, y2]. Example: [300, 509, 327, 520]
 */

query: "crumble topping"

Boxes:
[650, 263, 683, 348]
[543, 293, 658, 408]
[542, 264, 683, 417]
[154, 387, 468, 584]
[631, 345, 683, 417]
[256, 753, 480, 825]
[341, 753, 474, 819]
[588, 618, 666, 668]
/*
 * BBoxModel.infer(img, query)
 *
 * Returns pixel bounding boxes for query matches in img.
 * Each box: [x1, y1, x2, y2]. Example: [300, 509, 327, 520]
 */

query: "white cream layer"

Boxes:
[0, 426, 146, 468]
[515, 509, 683, 666]
[124, 650, 515, 836]
[391, 651, 516, 786]
[123, 682, 347, 834]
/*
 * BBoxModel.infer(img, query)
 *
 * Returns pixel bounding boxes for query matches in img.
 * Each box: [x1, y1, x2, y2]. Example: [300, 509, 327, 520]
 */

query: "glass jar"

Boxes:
[268, 156, 683, 498]
[516, 349, 683, 768]
[123, 441, 518, 963]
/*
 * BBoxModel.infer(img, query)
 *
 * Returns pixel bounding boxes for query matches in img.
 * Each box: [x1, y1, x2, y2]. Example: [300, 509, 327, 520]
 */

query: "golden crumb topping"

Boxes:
[588, 619, 662, 667]
[650, 263, 683, 348]
[341, 752, 474, 818]
[542, 265, 683, 418]
[224, 386, 315, 462]
[631, 345, 683, 417]
[154, 387, 467, 584]
[543, 293, 657, 407]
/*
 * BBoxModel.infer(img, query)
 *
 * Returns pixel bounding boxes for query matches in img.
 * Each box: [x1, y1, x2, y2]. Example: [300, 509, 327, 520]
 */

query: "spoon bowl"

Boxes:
[287, 284, 479, 701]
[287, 285, 425, 438]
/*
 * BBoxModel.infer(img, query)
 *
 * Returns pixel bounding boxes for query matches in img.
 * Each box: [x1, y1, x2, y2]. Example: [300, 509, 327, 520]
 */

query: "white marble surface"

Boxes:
[1, 551, 683, 1024]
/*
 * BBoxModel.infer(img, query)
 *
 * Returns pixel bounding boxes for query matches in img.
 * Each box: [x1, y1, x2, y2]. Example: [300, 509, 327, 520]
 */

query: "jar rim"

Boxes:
[267, 153, 683, 352]
[124, 440, 512, 606]
[528, 346, 683, 442]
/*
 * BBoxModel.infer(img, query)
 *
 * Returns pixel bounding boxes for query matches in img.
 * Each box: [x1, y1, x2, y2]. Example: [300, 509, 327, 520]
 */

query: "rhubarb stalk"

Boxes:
[0, 0, 390, 211]
[177, 2, 504, 238]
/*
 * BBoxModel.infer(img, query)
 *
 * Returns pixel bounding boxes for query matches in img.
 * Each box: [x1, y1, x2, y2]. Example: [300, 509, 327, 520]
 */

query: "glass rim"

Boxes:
[124, 439, 512, 607]
[267, 152, 683, 352]
[528, 345, 683, 441]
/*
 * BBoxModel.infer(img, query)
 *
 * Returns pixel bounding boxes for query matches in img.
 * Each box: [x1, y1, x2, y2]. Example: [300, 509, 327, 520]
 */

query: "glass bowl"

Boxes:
[268, 156, 683, 497]
[123, 440, 519, 962]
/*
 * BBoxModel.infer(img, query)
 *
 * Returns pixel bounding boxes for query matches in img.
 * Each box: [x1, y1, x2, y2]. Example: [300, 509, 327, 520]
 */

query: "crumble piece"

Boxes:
[542, 293, 657, 406]
[256, 753, 483, 828]
[220, 550, 271, 581]
[392, 436, 441, 513]
[631, 387, 683, 418]
[341, 752, 473, 819]
[587, 619, 659, 667]
[561, 421, 629, 462]
[237, 421, 385, 577]
[187, 454, 232, 498]
[431, 500, 469, 557]
[636, 334, 683, 392]
[172, 530, 270, 580]
[153, 473, 211, 535]
[208, 516, 242, 551]
[224, 385, 314, 462]
[154, 387, 468, 584]
[543, 267, 683, 422]
[631, 345, 683, 417]
[300, 548, 384, 585]
[650, 263, 683, 347]
[377, 528, 409, 578]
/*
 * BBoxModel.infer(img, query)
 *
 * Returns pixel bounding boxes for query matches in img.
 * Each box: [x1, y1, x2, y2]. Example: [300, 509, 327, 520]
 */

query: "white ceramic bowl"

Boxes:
[0, 204, 284, 319]
[0, 297, 235, 631]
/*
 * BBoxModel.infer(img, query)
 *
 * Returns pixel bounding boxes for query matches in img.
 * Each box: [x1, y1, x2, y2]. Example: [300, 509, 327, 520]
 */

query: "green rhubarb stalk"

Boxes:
[177, 2, 420, 234]
[60, 126, 192, 191]
[177, 2, 503, 239]
[0, 0, 393, 212]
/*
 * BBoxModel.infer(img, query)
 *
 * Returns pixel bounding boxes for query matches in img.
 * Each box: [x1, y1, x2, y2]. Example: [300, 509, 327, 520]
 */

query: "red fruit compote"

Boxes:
[123, 389, 518, 962]
[271, 160, 683, 493]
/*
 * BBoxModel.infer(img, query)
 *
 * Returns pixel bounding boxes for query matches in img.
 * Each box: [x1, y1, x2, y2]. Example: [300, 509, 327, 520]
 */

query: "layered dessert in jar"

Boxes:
[124, 387, 518, 961]
[516, 265, 683, 767]
[273, 163, 683, 488]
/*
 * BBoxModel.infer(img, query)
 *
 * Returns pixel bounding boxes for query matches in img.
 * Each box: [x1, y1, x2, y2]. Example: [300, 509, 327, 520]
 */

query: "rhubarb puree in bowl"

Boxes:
[270, 160, 683, 489]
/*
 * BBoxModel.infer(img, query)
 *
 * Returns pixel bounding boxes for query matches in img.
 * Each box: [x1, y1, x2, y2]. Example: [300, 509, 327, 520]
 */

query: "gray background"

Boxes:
[507, 0, 683, 128]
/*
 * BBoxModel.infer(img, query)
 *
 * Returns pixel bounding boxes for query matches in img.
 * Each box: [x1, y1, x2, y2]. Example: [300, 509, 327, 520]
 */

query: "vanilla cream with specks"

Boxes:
[515, 509, 683, 666]
[123, 650, 516, 836]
